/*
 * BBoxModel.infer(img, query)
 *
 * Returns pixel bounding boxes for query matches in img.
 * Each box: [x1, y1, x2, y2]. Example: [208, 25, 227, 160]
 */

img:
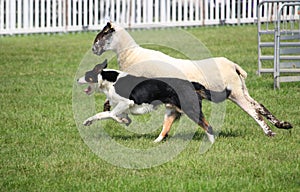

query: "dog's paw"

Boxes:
[153, 135, 164, 143]
[83, 119, 93, 126]
[267, 131, 276, 137]
[122, 117, 132, 126]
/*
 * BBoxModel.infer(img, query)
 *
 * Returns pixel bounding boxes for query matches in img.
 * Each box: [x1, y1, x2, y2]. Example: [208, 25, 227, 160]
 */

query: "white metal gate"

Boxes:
[257, 0, 300, 88]
[274, 1, 300, 88]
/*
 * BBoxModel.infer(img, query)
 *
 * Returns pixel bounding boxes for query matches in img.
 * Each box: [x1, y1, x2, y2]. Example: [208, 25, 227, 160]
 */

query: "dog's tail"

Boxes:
[192, 82, 231, 103]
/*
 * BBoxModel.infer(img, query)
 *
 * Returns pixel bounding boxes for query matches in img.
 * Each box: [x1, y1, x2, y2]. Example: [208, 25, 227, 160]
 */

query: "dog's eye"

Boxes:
[89, 77, 93, 82]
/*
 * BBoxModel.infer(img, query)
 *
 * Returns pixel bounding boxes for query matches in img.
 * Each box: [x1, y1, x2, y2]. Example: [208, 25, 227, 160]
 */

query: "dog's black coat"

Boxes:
[115, 75, 231, 124]
[78, 61, 234, 143]
[82, 62, 231, 125]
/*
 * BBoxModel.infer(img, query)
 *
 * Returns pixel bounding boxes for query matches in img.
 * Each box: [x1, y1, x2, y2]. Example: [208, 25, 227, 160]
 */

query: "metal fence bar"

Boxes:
[0, 0, 4, 31]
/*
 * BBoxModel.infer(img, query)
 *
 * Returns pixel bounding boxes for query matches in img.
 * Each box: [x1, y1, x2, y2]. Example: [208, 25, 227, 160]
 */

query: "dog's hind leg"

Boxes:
[182, 95, 215, 143]
[197, 113, 215, 144]
[182, 103, 215, 143]
[154, 106, 180, 143]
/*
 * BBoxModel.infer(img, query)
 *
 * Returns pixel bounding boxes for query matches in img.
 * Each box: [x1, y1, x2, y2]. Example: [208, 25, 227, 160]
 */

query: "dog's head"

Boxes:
[77, 60, 108, 95]
[92, 22, 116, 56]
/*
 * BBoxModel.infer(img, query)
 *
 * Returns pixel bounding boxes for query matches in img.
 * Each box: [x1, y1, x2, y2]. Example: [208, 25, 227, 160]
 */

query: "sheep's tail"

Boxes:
[234, 63, 249, 95]
[235, 64, 247, 79]
[192, 82, 232, 103]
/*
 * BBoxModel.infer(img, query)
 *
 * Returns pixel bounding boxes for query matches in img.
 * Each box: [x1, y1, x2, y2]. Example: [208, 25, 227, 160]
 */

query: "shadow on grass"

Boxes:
[191, 129, 242, 141]
[107, 129, 242, 142]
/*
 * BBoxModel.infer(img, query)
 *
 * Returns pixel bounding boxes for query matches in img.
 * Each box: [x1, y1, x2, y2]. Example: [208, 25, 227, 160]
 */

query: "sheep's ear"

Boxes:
[109, 21, 114, 29]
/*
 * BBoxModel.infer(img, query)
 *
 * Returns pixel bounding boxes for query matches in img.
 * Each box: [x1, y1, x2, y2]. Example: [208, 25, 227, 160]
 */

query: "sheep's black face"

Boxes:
[92, 22, 115, 56]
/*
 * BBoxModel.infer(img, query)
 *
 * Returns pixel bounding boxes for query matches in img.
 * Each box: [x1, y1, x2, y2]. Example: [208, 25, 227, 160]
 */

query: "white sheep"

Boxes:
[91, 22, 292, 142]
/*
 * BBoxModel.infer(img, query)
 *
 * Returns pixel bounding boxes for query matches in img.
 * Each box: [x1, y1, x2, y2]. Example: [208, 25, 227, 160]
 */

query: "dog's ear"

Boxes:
[93, 60, 108, 74]
[102, 59, 108, 69]
[93, 64, 103, 74]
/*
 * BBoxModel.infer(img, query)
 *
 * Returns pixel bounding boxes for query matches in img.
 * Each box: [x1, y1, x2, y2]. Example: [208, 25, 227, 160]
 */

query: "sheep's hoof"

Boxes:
[276, 121, 293, 129]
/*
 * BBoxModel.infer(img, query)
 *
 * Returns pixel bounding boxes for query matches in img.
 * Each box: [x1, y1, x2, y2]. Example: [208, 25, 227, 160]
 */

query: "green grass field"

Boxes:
[1, 25, 299, 191]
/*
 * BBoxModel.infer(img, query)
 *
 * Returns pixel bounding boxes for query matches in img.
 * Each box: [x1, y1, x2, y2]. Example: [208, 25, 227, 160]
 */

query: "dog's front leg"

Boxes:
[83, 111, 111, 126]
[83, 111, 126, 126]
[103, 99, 111, 111]
[83, 101, 132, 126]
[117, 113, 132, 126]
[109, 101, 132, 123]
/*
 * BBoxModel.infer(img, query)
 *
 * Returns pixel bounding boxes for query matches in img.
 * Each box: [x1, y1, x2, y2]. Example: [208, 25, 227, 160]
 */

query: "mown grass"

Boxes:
[1, 25, 299, 191]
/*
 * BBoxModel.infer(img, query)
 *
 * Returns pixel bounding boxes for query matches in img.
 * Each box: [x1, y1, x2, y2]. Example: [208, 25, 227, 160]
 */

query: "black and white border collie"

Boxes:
[77, 60, 231, 143]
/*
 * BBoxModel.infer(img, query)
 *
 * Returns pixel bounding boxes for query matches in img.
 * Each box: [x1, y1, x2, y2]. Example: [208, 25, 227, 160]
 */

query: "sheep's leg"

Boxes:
[240, 88, 292, 130]
[154, 107, 178, 143]
[256, 103, 292, 129]
[229, 95, 276, 136]
[230, 72, 292, 134]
